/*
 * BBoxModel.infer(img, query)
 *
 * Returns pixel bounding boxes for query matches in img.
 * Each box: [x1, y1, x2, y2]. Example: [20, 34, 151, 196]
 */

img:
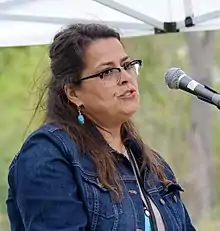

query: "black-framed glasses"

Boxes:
[75, 59, 142, 86]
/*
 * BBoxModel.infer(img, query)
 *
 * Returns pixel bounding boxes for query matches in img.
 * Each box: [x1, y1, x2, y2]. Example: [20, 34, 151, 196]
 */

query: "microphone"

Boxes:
[165, 67, 220, 109]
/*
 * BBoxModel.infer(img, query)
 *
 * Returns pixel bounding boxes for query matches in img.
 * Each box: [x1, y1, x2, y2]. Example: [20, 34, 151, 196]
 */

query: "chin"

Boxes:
[122, 104, 139, 118]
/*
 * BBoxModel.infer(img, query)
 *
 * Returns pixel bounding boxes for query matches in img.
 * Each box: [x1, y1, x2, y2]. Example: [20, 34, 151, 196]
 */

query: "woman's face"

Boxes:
[68, 38, 141, 127]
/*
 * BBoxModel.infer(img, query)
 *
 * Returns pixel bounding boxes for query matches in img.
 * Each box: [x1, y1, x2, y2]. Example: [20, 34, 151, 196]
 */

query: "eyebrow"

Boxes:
[96, 56, 130, 69]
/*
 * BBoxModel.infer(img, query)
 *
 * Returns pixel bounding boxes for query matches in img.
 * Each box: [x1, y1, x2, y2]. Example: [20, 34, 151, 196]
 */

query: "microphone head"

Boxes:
[165, 67, 185, 89]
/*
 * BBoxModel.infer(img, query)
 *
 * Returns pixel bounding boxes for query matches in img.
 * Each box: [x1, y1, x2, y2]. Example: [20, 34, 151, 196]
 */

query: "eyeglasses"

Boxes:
[75, 59, 142, 86]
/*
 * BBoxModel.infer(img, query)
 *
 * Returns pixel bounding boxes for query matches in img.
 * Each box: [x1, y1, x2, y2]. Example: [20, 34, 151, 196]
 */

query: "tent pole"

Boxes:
[92, 0, 164, 30]
[178, 10, 220, 30]
[183, 0, 194, 18]
[193, 10, 220, 24]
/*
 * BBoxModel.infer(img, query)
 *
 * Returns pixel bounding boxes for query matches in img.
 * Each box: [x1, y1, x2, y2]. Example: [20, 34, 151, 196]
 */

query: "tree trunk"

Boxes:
[185, 31, 216, 221]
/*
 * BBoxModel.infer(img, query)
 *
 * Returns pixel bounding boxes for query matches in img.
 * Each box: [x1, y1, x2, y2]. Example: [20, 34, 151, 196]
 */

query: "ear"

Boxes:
[64, 84, 83, 107]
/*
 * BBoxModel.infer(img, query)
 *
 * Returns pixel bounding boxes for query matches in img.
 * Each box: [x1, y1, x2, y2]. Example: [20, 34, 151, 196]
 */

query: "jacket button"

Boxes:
[159, 198, 165, 205]
[173, 195, 178, 203]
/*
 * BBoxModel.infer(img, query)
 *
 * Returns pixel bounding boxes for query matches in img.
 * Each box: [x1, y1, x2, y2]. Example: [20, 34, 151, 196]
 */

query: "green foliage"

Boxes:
[0, 45, 48, 216]
[0, 32, 220, 230]
[196, 206, 220, 230]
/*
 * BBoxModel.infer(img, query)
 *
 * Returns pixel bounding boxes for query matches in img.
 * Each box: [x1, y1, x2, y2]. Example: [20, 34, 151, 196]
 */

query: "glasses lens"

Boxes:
[100, 60, 141, 86]
[101, 68, 120, 86]
[126, 61, 141, 76]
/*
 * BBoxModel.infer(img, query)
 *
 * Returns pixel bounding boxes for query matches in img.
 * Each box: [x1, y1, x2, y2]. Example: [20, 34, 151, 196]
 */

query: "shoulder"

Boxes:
[9, 123, 98, 184]
[22, 123, 74, 153]
[9, 124, 79, 172]
[8, 124, 85, 194]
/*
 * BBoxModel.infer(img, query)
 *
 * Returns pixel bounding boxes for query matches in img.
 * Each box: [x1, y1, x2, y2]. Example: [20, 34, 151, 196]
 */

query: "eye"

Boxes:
[124, 61, 136, 70]
[99, 69, 114, 79]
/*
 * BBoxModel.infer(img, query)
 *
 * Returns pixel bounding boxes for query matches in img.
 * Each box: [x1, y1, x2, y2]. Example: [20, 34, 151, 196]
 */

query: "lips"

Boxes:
[119, 88, 137, 97]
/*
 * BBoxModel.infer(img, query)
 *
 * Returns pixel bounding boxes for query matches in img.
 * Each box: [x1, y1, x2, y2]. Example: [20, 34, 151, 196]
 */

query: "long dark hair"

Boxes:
[40, 23, 169, 199]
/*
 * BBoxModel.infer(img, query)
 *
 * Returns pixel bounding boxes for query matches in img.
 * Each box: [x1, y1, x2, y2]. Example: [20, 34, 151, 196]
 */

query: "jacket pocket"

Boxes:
[162, 183, 185, 230]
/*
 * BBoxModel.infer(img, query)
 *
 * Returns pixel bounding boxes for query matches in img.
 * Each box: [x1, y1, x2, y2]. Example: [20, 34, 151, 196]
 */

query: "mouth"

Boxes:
[119, 88, 137, 98]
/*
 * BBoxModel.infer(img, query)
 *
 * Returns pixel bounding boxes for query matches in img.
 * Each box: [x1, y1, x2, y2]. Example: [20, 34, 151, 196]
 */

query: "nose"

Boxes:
[119, 69, 133, 85]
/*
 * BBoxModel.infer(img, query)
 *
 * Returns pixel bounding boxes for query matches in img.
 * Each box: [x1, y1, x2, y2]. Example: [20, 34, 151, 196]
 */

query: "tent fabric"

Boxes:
[0, 0, 220, 47]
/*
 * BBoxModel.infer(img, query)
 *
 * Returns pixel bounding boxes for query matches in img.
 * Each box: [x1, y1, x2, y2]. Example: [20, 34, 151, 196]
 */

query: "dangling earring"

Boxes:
[77, 107, 85, 125]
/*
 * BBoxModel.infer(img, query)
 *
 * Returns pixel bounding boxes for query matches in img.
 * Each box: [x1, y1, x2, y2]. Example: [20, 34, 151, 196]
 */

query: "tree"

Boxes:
[185, 31, 216, 221]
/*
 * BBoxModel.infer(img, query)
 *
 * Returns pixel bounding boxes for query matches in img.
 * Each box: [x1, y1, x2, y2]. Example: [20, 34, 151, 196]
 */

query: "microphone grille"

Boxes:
[165, 67, 185, 89]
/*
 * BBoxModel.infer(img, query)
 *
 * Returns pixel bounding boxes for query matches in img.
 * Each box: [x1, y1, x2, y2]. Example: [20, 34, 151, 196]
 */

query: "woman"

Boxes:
[6, 23, 196, 231]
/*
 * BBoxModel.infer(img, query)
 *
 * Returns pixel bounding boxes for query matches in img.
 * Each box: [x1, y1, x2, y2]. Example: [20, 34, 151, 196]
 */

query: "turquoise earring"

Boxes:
[77, 107, 85, 125]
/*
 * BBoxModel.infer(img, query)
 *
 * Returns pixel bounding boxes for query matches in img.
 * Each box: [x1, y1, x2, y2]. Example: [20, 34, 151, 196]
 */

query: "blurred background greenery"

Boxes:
[0, 31, 220, 230]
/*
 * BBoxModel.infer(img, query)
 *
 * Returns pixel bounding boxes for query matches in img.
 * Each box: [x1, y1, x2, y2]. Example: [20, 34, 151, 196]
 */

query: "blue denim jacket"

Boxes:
[7, 124, 196, 231]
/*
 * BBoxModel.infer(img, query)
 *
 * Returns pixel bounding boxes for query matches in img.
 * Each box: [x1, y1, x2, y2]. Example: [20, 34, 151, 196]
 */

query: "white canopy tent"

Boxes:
[0, 0, 220, 47]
